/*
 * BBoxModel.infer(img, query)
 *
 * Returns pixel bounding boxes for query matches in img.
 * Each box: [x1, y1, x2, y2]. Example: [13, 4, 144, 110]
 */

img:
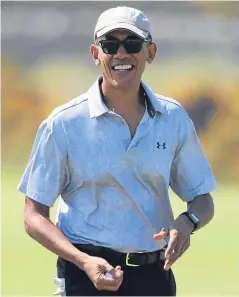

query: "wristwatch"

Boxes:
[181, 212, 200, 234]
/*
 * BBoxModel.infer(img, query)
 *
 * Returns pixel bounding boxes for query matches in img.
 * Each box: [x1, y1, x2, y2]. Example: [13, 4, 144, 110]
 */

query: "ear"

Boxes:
[147, 43, 157, 64]
[90, 44, 101, 66]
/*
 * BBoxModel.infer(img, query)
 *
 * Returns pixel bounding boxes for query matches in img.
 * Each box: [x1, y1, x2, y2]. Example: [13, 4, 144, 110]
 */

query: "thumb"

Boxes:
[153, 227, 169, 240]
[114, 265, 123, 278]
[105, 264, 122, 279]
[115, 265, 122, 271]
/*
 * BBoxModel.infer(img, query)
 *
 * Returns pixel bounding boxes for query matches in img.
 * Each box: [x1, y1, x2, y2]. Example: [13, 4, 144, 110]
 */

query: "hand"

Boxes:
[153, 214, 194, 271]
[81, 255, 123, 291]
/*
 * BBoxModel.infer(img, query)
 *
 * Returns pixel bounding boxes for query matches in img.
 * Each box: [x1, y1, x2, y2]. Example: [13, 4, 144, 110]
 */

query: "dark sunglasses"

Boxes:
[98, 38, 146, 55]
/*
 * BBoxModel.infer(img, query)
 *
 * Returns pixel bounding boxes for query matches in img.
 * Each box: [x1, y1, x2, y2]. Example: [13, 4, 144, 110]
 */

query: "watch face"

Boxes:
[189, 213, 200, 224]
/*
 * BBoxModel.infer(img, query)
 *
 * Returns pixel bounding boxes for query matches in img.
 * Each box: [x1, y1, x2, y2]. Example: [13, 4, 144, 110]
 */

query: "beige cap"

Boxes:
[94, 6, 152, 41]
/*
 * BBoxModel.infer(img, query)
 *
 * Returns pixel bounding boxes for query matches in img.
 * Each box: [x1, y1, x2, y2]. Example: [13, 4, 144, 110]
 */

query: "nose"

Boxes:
[114, 44, 129, 58]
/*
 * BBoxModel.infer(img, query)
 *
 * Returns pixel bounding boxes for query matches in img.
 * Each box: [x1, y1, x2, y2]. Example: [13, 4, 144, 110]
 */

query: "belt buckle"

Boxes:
[125, 252, 143, 267]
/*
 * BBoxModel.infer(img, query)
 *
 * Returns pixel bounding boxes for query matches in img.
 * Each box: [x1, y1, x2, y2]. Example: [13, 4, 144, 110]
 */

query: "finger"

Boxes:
[164, 245, 180, 271]
[108, 266, 123, 279]
[93, 262, 123, 291]
[99, 262, 123, 288]
[164, 259, 171, 271]
[98, 273, 123, 291]
[172, 238, 190, 262]
[164, 240, 190, 271]
[98, 275, 123, 291]
[114, 265, 123, 278]
[98, 273, 122, 288]
[164, 230, 179, 259]
[111, 270, 123, 279]
[172, 236, 184, 258]
[104, 266, 123, 280]
[164, 247, 180, 271]
[153, 227, 169, 240]
[112, 266, 123, 276]
[104, 270, 123, 288]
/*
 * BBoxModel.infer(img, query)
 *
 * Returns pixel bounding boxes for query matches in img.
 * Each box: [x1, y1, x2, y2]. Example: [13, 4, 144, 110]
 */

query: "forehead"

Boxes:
[106, 30, 138, 40]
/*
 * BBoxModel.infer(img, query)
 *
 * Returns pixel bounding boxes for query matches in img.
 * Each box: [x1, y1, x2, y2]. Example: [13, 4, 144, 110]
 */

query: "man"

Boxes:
[18, 6, 216, 296]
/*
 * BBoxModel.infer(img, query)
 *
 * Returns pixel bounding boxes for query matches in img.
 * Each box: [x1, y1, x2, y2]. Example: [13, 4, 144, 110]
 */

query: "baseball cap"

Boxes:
[94, 6, 152, 41]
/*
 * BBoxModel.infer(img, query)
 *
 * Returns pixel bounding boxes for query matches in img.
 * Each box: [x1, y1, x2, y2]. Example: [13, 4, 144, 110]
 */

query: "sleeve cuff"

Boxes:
[182, 180, 216, 202]
[18, 183, 56, 207]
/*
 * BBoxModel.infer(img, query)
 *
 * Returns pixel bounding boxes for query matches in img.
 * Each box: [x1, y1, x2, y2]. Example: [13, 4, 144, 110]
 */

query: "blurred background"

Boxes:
[2, 1, 239, 296]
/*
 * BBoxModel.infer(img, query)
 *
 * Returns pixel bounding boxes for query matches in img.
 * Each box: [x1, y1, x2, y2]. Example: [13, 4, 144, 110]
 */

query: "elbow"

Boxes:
[210, 196, 215, 220]
[24, 216, 32, 237]
[24, 213, 35, 238]
[206, 193, 215, 223]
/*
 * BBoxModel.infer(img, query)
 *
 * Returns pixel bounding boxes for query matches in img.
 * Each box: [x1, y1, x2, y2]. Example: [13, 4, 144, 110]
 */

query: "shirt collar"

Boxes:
[88, 76, 167, 118]
[140, 81, 167, 116]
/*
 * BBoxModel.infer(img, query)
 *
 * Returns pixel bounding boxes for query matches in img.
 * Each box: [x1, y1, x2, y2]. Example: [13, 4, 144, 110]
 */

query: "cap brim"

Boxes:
[95, 23, 149, 40]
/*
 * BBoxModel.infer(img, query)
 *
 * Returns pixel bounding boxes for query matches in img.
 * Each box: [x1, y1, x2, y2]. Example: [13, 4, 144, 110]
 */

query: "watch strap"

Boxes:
[181, 211, 199, 234]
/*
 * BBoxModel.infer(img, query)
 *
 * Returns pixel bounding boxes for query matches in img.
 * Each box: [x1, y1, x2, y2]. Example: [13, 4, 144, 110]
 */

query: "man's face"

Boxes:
[90, 30, 157, 89]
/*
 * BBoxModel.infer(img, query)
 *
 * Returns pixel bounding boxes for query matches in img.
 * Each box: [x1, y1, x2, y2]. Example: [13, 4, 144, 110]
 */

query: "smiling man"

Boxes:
[18, 6, 216, 296]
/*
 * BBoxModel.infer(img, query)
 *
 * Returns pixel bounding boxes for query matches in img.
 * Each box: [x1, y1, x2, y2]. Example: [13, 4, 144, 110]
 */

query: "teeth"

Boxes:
[113, 65, 133, 71]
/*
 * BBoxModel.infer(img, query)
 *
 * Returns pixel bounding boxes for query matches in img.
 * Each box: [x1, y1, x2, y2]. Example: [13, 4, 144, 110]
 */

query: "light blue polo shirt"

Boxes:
[18, 76, 216, 253]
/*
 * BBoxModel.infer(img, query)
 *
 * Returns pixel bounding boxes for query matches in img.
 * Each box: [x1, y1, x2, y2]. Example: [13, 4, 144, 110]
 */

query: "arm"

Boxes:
[24, 197, 124, 291]
[186, 192, 214, 230]
[170, 192, 215, 238]
[21, 122, 89, 266]
[154, 193, 214, 271]
[24, 196, 89, 267]
[154, 109, 216, 270]
[21, 119, 123, 291]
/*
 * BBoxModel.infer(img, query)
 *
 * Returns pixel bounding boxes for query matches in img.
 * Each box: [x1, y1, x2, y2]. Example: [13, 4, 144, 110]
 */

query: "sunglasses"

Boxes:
[98, 38, 146, 55]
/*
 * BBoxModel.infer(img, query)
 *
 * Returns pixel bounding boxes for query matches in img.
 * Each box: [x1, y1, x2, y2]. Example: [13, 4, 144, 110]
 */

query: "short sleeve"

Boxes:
[17, 118, 69, 207]
[170, 111, 216, 202]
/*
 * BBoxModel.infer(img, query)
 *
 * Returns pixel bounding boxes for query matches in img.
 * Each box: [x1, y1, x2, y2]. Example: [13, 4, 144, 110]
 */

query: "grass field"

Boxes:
[2, 166, 239, 296]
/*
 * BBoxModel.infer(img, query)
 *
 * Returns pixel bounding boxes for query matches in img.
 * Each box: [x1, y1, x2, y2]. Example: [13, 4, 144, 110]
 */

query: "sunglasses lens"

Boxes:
[100, 41, 120, 54]
[99, 39, 144, 54]
[124, 40, 143, 54]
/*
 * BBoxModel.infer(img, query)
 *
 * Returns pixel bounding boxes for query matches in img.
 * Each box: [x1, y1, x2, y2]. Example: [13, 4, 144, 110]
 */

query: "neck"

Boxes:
[101, 79, 144, 113]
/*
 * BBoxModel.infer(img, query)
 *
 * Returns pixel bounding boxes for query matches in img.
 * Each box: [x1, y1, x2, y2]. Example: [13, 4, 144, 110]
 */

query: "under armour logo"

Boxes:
[157, 142, 166, 149]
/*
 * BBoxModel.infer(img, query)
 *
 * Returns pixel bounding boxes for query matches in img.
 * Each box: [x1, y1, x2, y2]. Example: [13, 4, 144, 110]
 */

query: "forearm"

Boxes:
[187, 193, 214, 229]
[24, 212, 89, 267]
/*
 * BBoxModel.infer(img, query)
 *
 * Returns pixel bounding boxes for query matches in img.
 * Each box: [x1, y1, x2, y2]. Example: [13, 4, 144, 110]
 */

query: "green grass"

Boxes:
[2, 166, 239, 296]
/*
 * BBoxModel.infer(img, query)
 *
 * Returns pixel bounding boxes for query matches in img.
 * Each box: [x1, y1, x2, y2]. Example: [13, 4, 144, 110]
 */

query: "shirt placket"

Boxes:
[107, 107, 153, 153]
[126, 115, 151, 153]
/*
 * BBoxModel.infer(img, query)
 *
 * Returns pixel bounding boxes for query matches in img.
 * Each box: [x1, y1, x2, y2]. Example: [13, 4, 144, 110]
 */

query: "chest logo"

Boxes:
[157, 142, 166, 149]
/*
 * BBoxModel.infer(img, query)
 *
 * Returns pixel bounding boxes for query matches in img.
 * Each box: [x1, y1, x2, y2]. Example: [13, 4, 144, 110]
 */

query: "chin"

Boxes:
[112, 78, 136, 89]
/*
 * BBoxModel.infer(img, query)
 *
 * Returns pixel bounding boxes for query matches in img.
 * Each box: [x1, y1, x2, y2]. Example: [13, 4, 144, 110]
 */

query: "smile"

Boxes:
[111, 64, 134, 71]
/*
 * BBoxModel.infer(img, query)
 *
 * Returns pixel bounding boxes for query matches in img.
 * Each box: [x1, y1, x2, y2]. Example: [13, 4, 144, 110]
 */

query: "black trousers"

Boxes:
[57, 244, 176, 296]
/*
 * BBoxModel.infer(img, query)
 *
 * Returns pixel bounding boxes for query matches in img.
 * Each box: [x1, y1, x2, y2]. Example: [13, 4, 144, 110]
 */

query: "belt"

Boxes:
[73, 244, 166, 267]
[124, 250, 165, 267]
